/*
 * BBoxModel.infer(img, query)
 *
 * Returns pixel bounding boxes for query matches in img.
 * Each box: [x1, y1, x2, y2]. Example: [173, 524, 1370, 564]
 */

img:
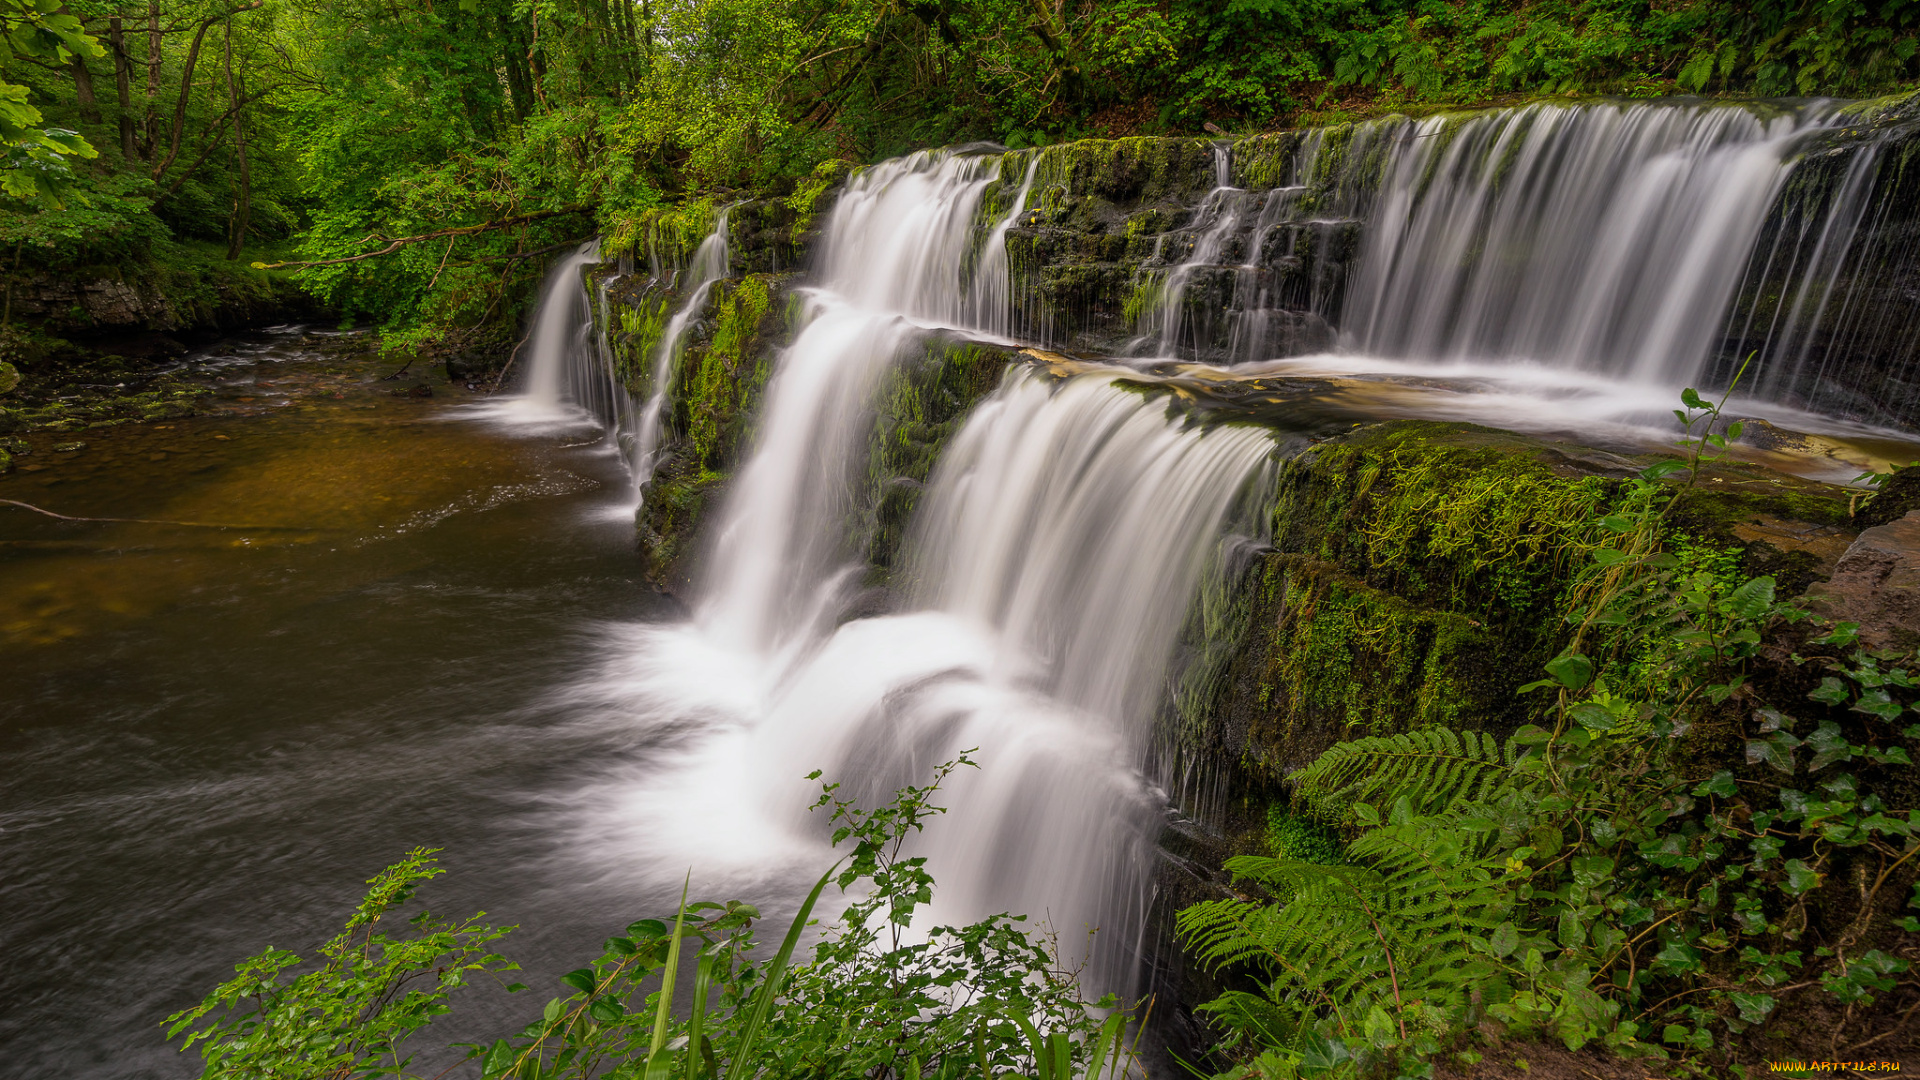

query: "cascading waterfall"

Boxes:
[698, 149, 1023, 657]
[630, 206, 734, 499]
[1130, 135, 1344, 363]
[516, 240, 609, 421]
[556, 98, 1920, 1016]
[569, 148, 1271, 993]
[1340, 102, 1837, 384]
[501, 215, 739, 502]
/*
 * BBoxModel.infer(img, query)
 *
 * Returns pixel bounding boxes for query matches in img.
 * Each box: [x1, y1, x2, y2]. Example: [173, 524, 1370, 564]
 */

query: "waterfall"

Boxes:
[697, 149, 1010, 656]
[632, 206, 735, 500]
[515, 240, 607, 421]
[1130, 136, 1340, 362]
[1340, 102, 1836, 385]
[499, 215, 741, 499]
[570, 147, 1274, 994]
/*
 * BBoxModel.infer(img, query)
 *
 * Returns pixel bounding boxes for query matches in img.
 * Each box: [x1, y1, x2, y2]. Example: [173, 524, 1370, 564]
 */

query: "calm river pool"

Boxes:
[1, 328, 686, 1078]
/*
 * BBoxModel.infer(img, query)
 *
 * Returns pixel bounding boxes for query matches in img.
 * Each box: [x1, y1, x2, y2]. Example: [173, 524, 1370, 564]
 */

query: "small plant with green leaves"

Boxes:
[165, 847, 518, 1080]
[169, 760, 1138, 1080]
[1179, 376, 1920, 1074]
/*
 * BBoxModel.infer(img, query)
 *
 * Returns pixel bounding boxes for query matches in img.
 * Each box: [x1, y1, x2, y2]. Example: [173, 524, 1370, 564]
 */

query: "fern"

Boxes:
[1289, 727, 1525, 822]
[1176, 806, 1512, 1048]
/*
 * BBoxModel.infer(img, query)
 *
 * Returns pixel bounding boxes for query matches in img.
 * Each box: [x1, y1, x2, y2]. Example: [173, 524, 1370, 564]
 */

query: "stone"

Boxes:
[1806, 510, 1920, 650]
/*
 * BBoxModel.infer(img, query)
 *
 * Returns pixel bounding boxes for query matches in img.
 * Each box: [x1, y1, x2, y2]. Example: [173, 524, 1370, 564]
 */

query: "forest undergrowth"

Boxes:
[1175, 377, 1920, 1075]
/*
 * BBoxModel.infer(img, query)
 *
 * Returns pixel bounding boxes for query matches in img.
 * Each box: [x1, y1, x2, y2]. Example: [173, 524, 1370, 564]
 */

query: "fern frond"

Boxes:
[1290, 727, 1525, 822]
[1179, 810, 1518, 1046]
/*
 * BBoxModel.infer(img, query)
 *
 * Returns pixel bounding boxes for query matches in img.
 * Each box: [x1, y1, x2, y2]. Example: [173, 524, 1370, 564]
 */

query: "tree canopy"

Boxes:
[4, 0, 1918, 337]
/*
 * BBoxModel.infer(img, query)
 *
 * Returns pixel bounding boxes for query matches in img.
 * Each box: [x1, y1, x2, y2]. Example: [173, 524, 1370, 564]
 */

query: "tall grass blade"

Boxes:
[685, 953, 713, 1080]
[645, 872, 692, 1076]
[724, 861, 837, 1080]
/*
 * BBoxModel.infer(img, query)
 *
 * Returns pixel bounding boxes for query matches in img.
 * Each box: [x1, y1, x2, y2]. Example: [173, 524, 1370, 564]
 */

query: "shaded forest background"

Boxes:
[4, 0, 1920, 344]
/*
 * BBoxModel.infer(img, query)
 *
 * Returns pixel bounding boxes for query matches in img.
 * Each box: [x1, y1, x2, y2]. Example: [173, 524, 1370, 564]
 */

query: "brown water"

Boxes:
[0, 329, 679, 1078]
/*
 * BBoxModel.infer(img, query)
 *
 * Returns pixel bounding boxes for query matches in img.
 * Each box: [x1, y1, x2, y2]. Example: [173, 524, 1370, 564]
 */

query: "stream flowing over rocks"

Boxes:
[504, 95, 1920, 1012]
[8, 95, 1920, 1077]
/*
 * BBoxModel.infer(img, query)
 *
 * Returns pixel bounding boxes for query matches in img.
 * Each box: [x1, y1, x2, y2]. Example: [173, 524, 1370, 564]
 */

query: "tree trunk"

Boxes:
[222, 17, 250, 261]
[109, 16, 136, 160]
[143, 0, 160, 158]
[70, 54, 101, 123]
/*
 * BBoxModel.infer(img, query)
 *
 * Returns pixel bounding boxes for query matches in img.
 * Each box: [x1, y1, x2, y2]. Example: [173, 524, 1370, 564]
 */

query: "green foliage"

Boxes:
[1181, 381, 1920, 1072]
[169, 760, 1134, 1080]
[166, 847, 518, 1079]
[1266, 807, 1346, 865]
[0, 0, 101, 206]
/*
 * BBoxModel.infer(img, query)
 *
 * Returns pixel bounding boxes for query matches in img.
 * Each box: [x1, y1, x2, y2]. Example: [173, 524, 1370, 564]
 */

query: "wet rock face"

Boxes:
[11, 276, 173, 330]
[1807, 510, 1920, 649]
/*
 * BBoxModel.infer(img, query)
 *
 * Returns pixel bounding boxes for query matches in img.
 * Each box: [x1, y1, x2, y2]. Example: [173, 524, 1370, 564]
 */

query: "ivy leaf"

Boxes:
[1489, 921, 1519, 958]
[1852, 688, 1905, 722]
[1730, 992, 1776, 1024]
[1571, 854, 1615, 887]
[1747, 731, 1800, 774]
[1782, 859, 1823, 896]
[1652, 940, 1702, 974]
[1693, 771, 1737, 798]
[1805, 721, 1855, 771]
[1808, 677, 1850, 706]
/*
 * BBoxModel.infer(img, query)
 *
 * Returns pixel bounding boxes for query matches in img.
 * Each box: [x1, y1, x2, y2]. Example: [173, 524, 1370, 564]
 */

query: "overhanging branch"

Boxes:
[252, 207, 592, 271]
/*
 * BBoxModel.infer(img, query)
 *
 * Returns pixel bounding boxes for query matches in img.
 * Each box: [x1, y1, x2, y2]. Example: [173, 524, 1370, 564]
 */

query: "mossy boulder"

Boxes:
[1167, 420, 1858, 784]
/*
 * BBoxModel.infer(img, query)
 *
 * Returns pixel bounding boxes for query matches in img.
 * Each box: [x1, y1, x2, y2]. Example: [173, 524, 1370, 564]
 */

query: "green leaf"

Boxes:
[1809, 677, 1851, 706]
[560, 968, 597, 994]
[1782, 859, 1823, 896]
[1730, 992, 1775, 1024]
[1571, 855, 1615, 887]
[726, 861, 838, 1080]
[1298, 1033, 1352, 1074]
[1852, 688, 1905, 722]
[1693, 771, 1737, 798]
[483, 1038, 514, 1076]
[1747, 730, 1800, 774]
[1489, 922, 1519, 958]
[1727, 576, 1776, 619]
[1681, 387, 1708, 409]
[1804, 721, 1854, 771]
[1545, 654, 1594, 691]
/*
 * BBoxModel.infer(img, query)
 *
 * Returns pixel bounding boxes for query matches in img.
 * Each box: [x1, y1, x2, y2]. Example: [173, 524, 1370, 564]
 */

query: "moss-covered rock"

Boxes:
[1166, 420, 1858, 786]
[859, 335, 1019, 581]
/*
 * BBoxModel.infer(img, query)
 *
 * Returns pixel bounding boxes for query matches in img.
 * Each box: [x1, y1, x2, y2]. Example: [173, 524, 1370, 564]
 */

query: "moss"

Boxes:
[859, 337, 1017, 581]
[786, 159, 857, 243]
[1266, 806, 1345, 863]
[684, 275, 774, 470]
[1270, 421, 1611, 620]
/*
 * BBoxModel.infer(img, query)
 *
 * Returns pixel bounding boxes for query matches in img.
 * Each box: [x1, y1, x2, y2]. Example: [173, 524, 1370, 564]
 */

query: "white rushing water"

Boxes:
[1341, 102, 1835, 384]
[510, 240, 606, 424]
[539, 100, 1919, 1006]
[630, 206, 735, 500]
[560, 150, 1274, 991]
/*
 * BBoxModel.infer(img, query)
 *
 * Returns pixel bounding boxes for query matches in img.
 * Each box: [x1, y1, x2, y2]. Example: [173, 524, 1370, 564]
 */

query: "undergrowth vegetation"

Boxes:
[167, 756, 1136, 1080]
[1177, 381, 1920, 1073]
